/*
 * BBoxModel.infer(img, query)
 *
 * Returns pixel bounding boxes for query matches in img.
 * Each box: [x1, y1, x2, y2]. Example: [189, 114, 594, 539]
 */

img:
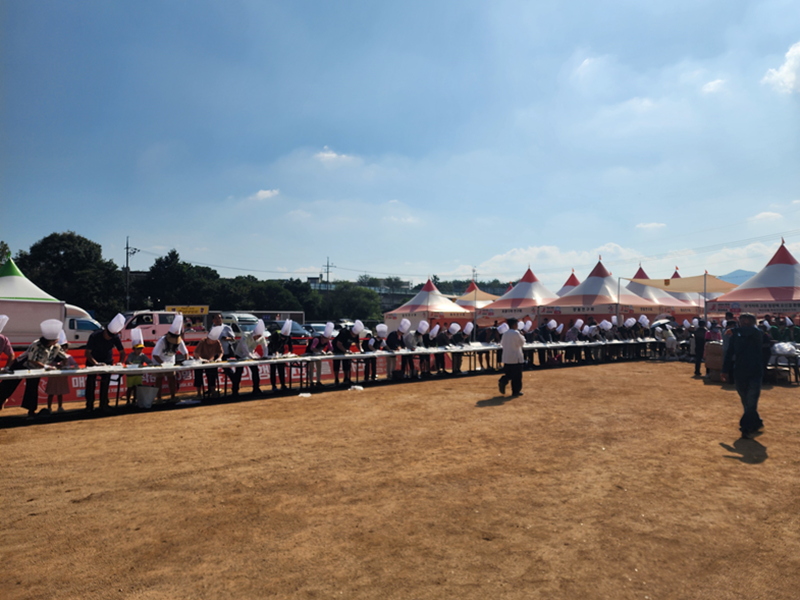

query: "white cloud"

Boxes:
[762, 41, 800, 93]
[748, 212, 782, 222]
[636, 222, 667, 229]
[314, 146, 357, 165]
[701, 79, 725, 94]
[248, 189, 280, 201]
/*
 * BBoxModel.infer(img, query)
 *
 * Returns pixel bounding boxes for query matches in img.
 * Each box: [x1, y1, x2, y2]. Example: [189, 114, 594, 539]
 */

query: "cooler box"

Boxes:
[705, 342, 724, 371]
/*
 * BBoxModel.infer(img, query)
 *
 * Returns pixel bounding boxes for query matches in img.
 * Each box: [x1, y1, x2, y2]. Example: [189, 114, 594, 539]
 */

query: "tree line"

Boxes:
[2, 232, 382, 323]
[1, 232, 513, 324]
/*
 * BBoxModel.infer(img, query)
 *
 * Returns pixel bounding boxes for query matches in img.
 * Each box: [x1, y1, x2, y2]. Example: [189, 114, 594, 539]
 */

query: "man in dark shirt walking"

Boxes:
[693, 320, 707, 377]
[723, 313, 768, 438]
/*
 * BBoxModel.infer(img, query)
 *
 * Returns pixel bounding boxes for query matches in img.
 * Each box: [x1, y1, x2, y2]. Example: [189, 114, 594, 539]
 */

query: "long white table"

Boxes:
[0, 339, 662, 382]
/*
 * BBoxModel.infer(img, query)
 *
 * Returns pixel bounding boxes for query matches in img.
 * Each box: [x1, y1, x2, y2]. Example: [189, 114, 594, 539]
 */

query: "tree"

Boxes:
[327, 283, 381, 321]
[282, 278, 322, 320]
[356, 274, 380, 288]
[14, 231, 124, 321]
[0, 241, 10, 266]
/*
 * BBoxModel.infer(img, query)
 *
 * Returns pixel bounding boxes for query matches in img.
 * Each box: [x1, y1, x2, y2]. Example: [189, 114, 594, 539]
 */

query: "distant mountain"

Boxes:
[719, 270, 756, 285]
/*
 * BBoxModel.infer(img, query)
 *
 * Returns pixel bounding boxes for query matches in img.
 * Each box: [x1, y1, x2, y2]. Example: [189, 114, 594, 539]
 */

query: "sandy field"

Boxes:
[1, 361, 799, 600]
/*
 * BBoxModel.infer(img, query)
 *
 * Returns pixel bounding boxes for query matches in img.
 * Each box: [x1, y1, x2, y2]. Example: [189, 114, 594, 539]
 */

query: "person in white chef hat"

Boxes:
[332, 320, 363, 386]
[268, 319, 295, 392]
[84, 313, 127, 412]
[152, 314, 189, 403]
[497, 318, 525, 397]
[44, 329, 79, 414]
[306, 322, 335, 388]
[230, 319, 269, 397]
[13, 319, 71, 418]
[0, 314, 15, 370]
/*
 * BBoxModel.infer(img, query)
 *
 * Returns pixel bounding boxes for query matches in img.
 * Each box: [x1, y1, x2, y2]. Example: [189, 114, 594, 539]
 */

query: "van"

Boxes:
[120, 311, 207, 346]
[220, 312, 260, 336]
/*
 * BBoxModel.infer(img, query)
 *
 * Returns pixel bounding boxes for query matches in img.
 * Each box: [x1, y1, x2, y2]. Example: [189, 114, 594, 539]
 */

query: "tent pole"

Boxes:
[616, 276, 621, 326]
[704, 273, 708, 322]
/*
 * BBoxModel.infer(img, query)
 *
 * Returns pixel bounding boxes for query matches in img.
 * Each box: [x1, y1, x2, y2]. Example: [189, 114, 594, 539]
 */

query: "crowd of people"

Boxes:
[0, 309, 796, 439]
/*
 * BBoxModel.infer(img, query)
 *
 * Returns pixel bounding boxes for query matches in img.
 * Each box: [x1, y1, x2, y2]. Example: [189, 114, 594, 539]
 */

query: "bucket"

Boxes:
[136, 386, 158, 409]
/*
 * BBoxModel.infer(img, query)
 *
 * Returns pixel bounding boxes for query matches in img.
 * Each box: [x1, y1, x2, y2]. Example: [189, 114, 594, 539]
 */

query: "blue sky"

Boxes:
[2, 1, 799, 290]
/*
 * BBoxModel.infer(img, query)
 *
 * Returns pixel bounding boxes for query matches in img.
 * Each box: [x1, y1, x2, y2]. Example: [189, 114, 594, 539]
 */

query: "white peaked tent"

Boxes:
[455, 281, 499, 310]
[0, 258, 61, 302]
[541, 260, 658, 316]
[556, 271, 580, 297]
[477, 268, 558, 324]
[626, 265, 697, 315]
[384, 279, 471, 331]
[709, 243, 800, 313]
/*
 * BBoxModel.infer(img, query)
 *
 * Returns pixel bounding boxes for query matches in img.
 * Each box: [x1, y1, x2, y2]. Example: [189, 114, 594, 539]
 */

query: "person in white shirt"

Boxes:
[498, 318, 525, 397]
[230, 319, 269, 396]
[152, 316, 189, 403]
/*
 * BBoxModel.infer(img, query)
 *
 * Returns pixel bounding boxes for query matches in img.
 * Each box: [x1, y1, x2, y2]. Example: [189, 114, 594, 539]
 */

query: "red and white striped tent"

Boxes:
[384, 279, 471, 331]
[709, 243, 800, 313]
[454, 281, 499, 310]
[556, 271, 580, 297]
[477, 268, 557, 324]
[626, 265, 697, 315]
[540, 260, 658, 317]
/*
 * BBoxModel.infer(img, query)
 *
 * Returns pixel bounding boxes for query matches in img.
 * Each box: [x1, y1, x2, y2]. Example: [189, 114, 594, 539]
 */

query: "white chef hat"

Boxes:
[253, 319, 266, 338]
[169, 314, 184, 335]
[785, 316, 793, 326]
[497, 323, 509, 334]
[376, 323, 388, 337]
[611, 316, 618, 326]
[655, 326, 663, 333]
[449, 323, 461, 335]
[324, 322, 335, 338]
[524, 320, 533, 332]
[574, 319, 584, 330]
[590, 325, 599, 334]
[692, 318, 699, 328]
[547, 319, 557, 330]
[108, 313, 126, 334]
[430, 324, 441, 337]
[464, 322, 474, 336]
[41, 319, 63, 340]
[761, 319, 769, 327]
[517, 320, 525, 330]
[417, 320, 429, 335]
[556, 323, 564, 333]
[600, 320, 612, 331]
[666, 324, 673, 330]
[208, 326, 224, 341]
[57, 329, 67, 345]
[683, 319, 691, 328]
[722, 320, 727, 328]
[281, 319, 293, 336]
[352, 320, 365, 335]
[0, 314, 9, 334]
[582, 325, 591, 335]
[399, 318, 411, 334]
[625, 318, 636, 328]
[638, 315, 649, 326]
[131, 327, 145, 347]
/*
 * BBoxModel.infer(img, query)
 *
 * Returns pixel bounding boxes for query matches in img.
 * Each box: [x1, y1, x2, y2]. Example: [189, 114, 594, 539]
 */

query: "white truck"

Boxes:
[0, 300, 99, 349]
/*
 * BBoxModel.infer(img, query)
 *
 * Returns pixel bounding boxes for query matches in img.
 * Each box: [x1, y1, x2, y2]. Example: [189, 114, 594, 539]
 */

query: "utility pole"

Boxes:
[322, 256, 336, 319]
[125, 236, 140, 311]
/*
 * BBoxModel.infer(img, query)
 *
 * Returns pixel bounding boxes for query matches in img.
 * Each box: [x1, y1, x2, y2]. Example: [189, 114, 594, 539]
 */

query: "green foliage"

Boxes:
[0, 241, 10, 265]
[356, 274, 381, 288]
[282, 278, 323, 319]
[14, 231, 124, 321]
[327, 283, 382, 321]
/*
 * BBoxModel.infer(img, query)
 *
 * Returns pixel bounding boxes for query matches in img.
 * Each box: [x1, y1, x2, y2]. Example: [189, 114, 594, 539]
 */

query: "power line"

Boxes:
[131, 227, 799, 282]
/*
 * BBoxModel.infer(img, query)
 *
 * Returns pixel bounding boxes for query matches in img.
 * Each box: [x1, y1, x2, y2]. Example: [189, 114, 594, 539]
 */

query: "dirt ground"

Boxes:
[1, 361, 799, 600]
